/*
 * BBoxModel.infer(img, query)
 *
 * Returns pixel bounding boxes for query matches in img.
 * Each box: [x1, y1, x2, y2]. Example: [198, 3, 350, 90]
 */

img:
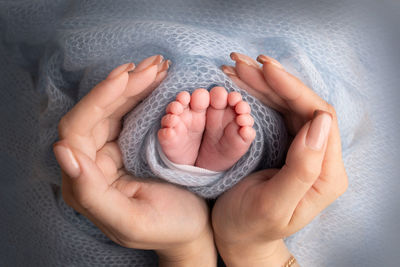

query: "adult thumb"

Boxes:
[53, 141, 108, 210]
[262, 110, 332, 212]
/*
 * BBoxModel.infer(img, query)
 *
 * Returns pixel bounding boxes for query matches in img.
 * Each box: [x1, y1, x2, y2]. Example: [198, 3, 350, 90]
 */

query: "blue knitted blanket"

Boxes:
[0, 0, 398, 266]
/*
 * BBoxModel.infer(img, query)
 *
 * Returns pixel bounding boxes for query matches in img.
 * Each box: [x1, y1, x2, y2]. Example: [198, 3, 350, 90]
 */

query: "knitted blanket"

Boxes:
[118, 56, 287, 198]
[0, 0, 398, 266]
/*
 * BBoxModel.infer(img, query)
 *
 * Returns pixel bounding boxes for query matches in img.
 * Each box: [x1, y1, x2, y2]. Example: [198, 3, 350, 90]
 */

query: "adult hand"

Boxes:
[53, 55, 216, 267]
[212, 53, 348, 266]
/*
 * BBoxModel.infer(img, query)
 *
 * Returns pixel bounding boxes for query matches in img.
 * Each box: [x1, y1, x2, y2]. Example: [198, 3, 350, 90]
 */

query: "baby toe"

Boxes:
[228, 91, 242, 107]
[176, 91, 190, 107]
[161, 114, 180, 128]
[235, 100, 251, 114]
[190, 88, 210, 112]
[236, 114, 254, 127]
[166, 101, 184, 115]
[239, 126, 256, 143]
[210, 86, 228, 110]
[158, 128, 177, 143]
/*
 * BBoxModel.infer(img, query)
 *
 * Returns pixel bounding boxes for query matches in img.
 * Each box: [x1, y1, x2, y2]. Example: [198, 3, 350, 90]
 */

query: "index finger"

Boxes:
[59, 63, 134, 138]
[258, 55, 347, 206]
[258, 55, 331, 119]
[59, 58, 161, 138]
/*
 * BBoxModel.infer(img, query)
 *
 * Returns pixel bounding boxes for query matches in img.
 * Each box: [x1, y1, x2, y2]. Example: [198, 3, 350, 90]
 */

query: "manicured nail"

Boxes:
[107, 63, 135, 79]
[221, 65, 238, 76]
[305, 110, 332, 151]
[125, 63, 135, 72]
[133, 55, 164, 73]
[53, 144, 81, 178]
[257, 55, 284, 70]
[230, 52, 260, 68]
[158, 59, 171, 73]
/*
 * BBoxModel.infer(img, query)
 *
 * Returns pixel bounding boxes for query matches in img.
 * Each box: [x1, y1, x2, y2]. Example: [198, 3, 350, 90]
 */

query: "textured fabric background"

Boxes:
[0, 0, 399, 266]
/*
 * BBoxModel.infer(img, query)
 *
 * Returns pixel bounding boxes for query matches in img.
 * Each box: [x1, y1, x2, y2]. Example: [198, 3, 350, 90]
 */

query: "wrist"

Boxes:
[157, 225, 217, 267]
[216, 238, 294, 267]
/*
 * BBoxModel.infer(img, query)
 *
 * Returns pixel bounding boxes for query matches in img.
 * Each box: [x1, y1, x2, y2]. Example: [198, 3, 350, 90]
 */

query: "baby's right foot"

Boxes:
[195, 87, 256, 171]
[157, 89, 210, 165]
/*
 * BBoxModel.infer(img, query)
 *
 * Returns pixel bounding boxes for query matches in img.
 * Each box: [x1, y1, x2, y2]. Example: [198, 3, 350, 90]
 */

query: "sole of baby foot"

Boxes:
[158, 88, 210, 165]
[195, 87, 256, 172]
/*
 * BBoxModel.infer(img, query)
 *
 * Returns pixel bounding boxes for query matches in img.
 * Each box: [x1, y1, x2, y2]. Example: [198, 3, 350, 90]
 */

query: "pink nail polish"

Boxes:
[230, 52, 260, 68]
[221, 65, 238, 76]
[133, 55, 164, 73]
[157, 59, 171, 73]
[305, 110, 332, 151]
[256, 55, 284, 70]
[125, 62, 135, 72]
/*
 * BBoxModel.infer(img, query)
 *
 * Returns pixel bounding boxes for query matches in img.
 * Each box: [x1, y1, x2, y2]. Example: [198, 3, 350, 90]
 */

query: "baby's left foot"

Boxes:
[158, 89, 210, 165]
[195, 87, 256, 171]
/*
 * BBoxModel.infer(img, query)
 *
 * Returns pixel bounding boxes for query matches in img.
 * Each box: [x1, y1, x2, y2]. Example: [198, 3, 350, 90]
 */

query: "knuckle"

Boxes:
[297, 164, 320, 183]
[75, 195, 94, 211]
[258, 202, 286, 226]
[72, 189, 95, 212]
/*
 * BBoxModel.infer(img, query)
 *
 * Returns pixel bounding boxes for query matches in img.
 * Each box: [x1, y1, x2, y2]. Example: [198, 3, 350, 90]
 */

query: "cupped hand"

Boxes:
[212, 53, 348, 266]
[53, 56, 216, 266]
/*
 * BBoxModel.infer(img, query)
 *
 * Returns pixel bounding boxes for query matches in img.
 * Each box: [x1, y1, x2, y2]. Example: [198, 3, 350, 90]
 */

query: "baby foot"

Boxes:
[195, 87, 256, 171]
[158, 88, 210, 165]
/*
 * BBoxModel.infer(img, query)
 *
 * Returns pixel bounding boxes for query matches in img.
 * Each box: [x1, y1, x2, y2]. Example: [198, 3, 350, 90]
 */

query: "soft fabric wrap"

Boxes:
[118, 56, 288, 198]
[0, 0, 398, 266]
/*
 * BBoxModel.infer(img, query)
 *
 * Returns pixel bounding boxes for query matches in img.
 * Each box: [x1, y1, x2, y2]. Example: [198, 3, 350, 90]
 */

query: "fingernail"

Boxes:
[257, 55, 284, 70]
[158, 59, 171, 73]
[230, 52, 260, 68]
[107, 63, 135, 79]
[221, 65, 238, 76]
[306, 110, 332, 151]
[53, 144, 81, 178]
[133, 55, 164, 73]
[125, 63, 135, 72]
